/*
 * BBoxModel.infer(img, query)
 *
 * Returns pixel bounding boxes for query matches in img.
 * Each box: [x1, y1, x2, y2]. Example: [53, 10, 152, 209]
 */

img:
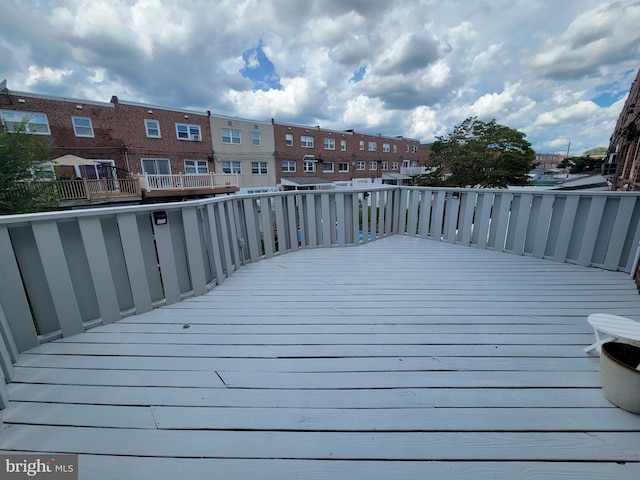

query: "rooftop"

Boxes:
[1, 235, 640, 479]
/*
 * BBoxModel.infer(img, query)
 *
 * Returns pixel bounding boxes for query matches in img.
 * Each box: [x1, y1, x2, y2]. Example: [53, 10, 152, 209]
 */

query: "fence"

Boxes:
[1, 186, 640, 403]
[136, 173, 239, 191]
[18, 178, 141, 201]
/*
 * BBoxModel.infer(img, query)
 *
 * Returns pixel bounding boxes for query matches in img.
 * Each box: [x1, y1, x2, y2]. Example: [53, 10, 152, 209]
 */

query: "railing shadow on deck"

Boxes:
[1, 186, 640, 407]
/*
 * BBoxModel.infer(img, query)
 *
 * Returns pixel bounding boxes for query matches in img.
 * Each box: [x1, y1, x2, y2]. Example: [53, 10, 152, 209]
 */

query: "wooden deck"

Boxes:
[2, 235, 640, 479]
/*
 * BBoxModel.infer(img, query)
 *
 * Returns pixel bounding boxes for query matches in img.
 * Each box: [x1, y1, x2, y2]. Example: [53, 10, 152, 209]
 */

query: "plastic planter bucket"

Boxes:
[600, 342, 640, 414]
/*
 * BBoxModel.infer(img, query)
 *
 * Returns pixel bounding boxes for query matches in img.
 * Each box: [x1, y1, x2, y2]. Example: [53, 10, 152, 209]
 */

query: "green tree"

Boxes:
[583, 146, 607, 157]
[557, 155, 604, 174]
[416, 117, 536, 188]
[0, 120, 58, 214]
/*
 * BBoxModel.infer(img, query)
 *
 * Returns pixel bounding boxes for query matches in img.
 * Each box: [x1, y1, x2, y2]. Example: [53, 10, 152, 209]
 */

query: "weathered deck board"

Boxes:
[70, 457, 640, 480]
[1, 236, 640, 479]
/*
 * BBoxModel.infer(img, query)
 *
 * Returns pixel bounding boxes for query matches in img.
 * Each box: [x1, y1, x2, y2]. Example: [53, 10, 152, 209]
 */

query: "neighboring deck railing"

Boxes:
[136, 173, 239, 191]
[1, 186, 640, 406]
[17, 178, 141, 202]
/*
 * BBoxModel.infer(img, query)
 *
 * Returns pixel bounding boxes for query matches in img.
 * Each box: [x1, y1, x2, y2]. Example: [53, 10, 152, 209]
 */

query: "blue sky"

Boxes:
[1, 0, 639, 154]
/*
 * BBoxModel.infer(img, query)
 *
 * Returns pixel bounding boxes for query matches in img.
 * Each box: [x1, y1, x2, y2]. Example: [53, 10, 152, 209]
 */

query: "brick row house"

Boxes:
[0, 89, 238, 206]
[608, 68, 640, 190]
[1, 86, 430, 207]
[273, 122, 425, 190]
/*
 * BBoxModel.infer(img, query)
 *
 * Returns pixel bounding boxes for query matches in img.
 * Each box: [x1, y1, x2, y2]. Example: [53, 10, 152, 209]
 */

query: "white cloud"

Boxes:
[0, 0, 637, 154]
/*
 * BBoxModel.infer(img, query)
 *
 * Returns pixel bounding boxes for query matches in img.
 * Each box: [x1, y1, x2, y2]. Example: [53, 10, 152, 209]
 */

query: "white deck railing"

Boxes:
[16, 178, 141, 201]
[1, 186, 640, 406]
[136, 173, 239, 191]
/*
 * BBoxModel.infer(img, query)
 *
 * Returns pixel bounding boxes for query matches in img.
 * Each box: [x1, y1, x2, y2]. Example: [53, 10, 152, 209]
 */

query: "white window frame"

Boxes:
[222, 161, 242, 174]
[282, 160, 296, 172]
[381, 161, 388, 171]
[72, 116, 94, 138]
[251, 161, 268, 174]
[0, 110, 50, 135]
[412, 145, 418, 153]
[359, 140, 365, 150]
[184, 159, 209, 174]
[405, 144, 410, 152]
[323, 162, 334, 173]
[338, 162, 349, 172]
[301, 135, 314, 148]
[356, 161, 366, 171]
[285, 133, 294, 146]
[145, 119, 161, 138]
[176, 123, 202, 141]
[392, 162, 399, 170]
[252, 131, 261, 146]
[393, 144, 397, 153]
[324, 138, 335, 150]
[368, 142, 377, 152]
[303, 155, 316, 172]
[221, 128, 241, 145]
[340, 139, 347, 151]
[369, 161, 378, 171]
[141, 158, 171, 175]
[383, 143, 390, 152]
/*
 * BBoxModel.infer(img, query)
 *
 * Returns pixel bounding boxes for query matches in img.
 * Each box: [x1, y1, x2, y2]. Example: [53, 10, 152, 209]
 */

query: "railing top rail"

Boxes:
[3, 185, 640, 225]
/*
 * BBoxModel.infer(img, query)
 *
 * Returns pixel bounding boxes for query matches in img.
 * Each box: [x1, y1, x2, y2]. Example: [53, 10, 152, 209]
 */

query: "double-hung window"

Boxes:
[185, 160, 208, 174]
[285, 133, 293, 146]
[301, 135, 314, 148]
[303, 155, 316, 172]
[0, 110, 50, 134]
[72, 116, 94, 137]
[222, 161, 242, 174]
[251, 162, 268, 174]
[340, 139, 347, 151]
[221, 128, 241, 144]
[145, 119, 161, 138]
[252, 131, 261, 146]
[368, 142, 377, 152]
[176, 123, 202, 141]
[324, 138, 335, 150]
[282, 161, 296, 172]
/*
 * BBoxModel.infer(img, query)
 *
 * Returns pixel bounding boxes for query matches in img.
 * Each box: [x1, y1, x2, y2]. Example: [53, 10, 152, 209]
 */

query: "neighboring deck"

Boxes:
[2, 235, 640, 479]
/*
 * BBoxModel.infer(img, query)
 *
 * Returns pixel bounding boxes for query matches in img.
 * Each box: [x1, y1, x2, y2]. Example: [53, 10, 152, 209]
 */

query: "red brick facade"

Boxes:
[110, 97, 213, 176]
[1, 89, 430, 188]
[0, 91, 215, 178]
[273, 122, 425, 183]
[608, 68, 640, 190]
[0, 91, 125, 174]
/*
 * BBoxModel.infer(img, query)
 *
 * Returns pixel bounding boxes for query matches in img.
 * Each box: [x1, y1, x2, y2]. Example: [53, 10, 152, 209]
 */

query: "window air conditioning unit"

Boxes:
[192, 134, 200, 141]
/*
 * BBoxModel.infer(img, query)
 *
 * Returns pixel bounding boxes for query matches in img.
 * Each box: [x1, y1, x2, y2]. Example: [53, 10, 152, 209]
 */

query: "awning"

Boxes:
[382, 173, 411, 180]
[281, 177, 334, 187]
[46, 154, 101, 167]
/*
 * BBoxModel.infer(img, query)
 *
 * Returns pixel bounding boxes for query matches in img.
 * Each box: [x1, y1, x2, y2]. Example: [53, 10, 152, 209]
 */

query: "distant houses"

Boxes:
[0, 87, 428, 207]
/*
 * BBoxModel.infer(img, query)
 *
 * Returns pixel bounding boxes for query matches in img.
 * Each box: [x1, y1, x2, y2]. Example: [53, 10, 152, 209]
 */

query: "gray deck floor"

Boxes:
[2, 235, 640, 479]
